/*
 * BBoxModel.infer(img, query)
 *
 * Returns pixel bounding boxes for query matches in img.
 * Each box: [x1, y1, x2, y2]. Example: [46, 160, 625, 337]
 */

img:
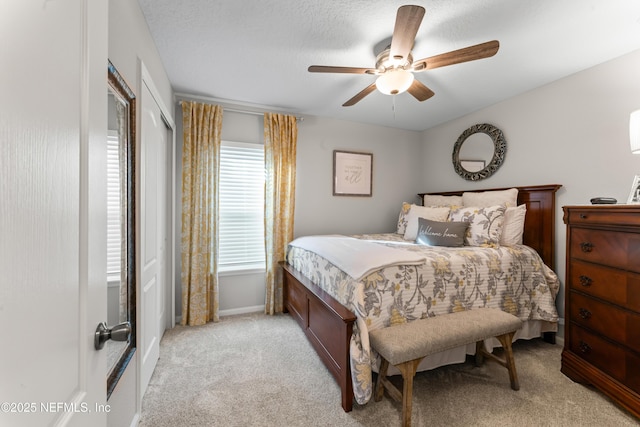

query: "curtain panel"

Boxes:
[264, 113, 298, 314]
[181, 101, 223, 326]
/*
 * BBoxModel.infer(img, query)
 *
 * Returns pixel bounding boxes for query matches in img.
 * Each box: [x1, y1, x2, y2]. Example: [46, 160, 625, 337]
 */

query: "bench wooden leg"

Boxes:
[476, 332, 519, 391]
[374, 358, 389, 402]
[397, 359, 422, 427]
[495, 332, 519, 391]
[475, 340, 485, 367]
[376, 357, 404, 404]
[376, 357, 423, 427]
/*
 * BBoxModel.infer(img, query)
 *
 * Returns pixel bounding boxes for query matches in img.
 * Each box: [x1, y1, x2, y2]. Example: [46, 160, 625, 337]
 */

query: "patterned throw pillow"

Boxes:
[449, 205, 507, 247]
[415, 218, 468, 247]
[396, 202, 412, 234]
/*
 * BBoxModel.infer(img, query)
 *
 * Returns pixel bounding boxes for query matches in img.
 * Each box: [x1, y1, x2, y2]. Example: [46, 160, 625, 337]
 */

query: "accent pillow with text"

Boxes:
[415, 218, 468, 247]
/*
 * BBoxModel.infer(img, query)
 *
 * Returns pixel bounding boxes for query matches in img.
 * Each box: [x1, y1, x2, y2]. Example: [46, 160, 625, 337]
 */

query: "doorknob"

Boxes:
[94, 321, 131, 350]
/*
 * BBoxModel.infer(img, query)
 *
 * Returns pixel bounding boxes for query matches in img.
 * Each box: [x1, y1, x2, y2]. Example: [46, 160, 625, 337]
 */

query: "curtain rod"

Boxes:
[176, 94, 304, 121]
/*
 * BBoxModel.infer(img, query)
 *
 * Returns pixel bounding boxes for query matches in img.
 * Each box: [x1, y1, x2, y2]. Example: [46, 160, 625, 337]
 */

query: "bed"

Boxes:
[282, 184, 562, 412]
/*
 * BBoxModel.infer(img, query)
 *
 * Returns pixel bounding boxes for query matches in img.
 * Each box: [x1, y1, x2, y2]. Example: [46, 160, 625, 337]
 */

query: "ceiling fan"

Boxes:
[308, 5, 499, 107]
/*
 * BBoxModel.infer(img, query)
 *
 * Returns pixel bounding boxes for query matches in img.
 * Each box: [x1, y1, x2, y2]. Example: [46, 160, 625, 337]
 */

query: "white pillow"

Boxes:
[403, 206, 451, 240]
[462, 188, 518, 208]
[449, 205, 507, 247]
[500, 204, 527, 246]
[422, 194, 463, 207]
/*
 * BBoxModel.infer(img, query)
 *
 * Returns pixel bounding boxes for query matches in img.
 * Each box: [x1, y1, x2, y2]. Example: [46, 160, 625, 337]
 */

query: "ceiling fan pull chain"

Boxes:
[392, 95, 396, 119]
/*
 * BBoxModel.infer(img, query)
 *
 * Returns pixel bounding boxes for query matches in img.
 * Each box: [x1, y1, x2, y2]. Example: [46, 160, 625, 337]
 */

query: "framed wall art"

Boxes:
[627, 174, 640, 204]
[333, 150, 372, 197]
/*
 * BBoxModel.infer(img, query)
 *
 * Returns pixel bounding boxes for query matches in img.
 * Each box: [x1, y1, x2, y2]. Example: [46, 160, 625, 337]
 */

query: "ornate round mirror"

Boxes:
[452, 123, 506, 181]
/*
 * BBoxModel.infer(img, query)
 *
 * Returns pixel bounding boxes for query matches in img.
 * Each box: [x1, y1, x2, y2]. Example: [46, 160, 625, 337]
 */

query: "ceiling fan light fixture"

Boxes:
[376, 69, 414, 95]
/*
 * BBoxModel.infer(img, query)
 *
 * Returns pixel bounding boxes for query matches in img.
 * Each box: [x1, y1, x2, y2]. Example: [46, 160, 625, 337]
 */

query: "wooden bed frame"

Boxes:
[282, 184, 561, 412]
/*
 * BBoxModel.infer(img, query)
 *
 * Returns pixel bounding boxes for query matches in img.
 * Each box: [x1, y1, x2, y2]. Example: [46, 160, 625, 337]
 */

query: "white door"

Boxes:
[0, 1, 108, 427]
[139, 80, 166, 395]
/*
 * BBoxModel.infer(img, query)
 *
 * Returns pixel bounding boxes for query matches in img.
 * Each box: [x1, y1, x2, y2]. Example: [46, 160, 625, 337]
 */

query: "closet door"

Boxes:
[139, 79, 166, 396]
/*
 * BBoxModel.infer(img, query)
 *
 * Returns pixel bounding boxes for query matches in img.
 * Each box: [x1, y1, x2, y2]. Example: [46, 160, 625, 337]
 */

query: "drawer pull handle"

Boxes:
[579, 275, 593, 287]
[579, 308, 592, 320]
[580, 214, 587, 219]
[580, 242, 594, 253]
[579, 340, 591, 354]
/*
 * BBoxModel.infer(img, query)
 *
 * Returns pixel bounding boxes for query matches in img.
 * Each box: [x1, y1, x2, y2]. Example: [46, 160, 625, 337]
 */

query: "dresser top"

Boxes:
[563, 204, 640, 210]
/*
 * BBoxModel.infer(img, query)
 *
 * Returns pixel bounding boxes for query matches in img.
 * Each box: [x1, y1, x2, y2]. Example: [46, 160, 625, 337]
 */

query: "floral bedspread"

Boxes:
[285, 233, 560, 405]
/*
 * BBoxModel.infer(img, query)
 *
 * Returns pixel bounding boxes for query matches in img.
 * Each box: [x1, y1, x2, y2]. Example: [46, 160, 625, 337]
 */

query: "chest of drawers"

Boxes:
[562, 205, 640, 418]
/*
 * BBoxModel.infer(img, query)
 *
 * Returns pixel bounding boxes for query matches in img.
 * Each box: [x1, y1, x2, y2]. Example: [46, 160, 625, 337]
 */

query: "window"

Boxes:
[218, 141, 265, 272]
[106, 131, 122, 282]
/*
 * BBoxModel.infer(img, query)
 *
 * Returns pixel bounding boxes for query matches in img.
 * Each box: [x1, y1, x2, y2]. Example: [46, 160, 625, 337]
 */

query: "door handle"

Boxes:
[94, 321, 131, 350]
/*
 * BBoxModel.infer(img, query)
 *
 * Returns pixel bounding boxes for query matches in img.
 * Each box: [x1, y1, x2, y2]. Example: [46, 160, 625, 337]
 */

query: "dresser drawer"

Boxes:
[566, 208, 640, 227]
[569, 259, 640, 311]
[569, 325, 640, 390]
[570, 227, 640, 273]
[570, 291, 640, 353]
[569, 325, 626, 384]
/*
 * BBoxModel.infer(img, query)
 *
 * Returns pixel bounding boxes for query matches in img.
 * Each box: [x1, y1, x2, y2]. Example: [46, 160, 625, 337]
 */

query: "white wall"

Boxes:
[419, 48, 640, 328]
[109, 1, 173, 109]
[295, 115, 424, 237]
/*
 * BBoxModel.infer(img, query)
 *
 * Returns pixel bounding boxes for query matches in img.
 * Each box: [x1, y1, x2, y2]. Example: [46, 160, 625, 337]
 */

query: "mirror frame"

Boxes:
[107, 60, 137, 399]
[452, 123, 506, 181]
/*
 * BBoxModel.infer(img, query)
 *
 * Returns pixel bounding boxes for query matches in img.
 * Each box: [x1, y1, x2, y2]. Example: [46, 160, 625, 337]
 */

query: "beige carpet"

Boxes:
[139, 313, 639, 426]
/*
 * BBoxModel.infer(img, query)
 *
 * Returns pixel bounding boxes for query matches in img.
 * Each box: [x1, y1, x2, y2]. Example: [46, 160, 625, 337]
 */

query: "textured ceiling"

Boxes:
[137, 0, 640, 131]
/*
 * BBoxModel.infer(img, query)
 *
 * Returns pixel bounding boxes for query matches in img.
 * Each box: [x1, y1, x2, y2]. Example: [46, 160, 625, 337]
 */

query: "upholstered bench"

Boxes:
[369, 308, 522, 427]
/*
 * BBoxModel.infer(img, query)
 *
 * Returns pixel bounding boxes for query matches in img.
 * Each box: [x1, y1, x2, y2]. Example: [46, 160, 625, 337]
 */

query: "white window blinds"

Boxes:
[106, 132, 121, 282]
[218, 141, 265, 271]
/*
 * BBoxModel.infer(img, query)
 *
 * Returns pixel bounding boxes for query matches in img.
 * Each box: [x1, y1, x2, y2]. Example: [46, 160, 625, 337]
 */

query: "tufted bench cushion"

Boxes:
[369, 308, 523, 427]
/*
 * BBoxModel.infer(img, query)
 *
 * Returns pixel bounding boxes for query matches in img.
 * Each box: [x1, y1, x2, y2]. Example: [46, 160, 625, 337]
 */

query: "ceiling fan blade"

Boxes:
[342, 83, 377, 107]
[413, 40, 500, 71]
[308, 65, 376, 74]
[407, 79, 435, 102]
[389, 5, 425, 63]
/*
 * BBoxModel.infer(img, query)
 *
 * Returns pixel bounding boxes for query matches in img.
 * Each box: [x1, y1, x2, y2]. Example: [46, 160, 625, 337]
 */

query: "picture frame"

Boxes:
[460, 159, 486, 173]
[333, 150, 373, 196]
[627, 174, 640, 204]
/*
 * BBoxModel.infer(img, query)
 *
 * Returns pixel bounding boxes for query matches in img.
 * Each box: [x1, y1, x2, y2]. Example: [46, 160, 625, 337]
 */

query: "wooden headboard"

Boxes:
[418, 184, 562, 270]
